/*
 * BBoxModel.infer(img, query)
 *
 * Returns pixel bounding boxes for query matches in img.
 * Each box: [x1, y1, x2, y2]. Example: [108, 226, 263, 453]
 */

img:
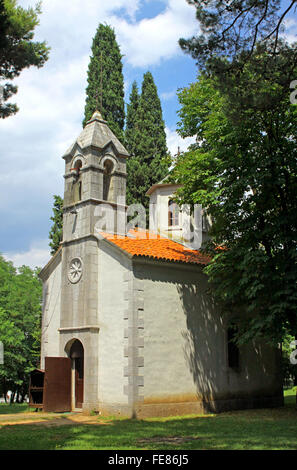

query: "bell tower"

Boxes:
[58, 111, 129, 411]
[62, 110, 129, 240]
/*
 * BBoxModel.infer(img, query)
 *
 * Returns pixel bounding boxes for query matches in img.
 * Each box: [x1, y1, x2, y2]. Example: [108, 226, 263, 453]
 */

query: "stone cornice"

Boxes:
[58, 325, 100, 333]
[61, 234, 99, 246]
[63, 198, 127, 212]
[62, 143, 129, 160]
[63, 165, 127, 179]
[38, 247, 62, 281]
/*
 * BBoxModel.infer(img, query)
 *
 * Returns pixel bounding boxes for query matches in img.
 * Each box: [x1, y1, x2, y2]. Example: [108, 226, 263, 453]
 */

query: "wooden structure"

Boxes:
[29, 357, 72, 412]
[29, 369, 44, 409]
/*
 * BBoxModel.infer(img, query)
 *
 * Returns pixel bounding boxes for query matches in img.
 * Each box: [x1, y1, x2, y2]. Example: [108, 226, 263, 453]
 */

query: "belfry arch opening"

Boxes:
[72, 159, 83, 203]
[65, 339, 84, 410]
[74, 159, 82, 174]
[103, 159, 114, 201]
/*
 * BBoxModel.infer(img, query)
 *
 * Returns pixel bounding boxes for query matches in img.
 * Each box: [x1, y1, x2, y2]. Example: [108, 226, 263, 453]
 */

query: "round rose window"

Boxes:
[68, 257, 83, 283]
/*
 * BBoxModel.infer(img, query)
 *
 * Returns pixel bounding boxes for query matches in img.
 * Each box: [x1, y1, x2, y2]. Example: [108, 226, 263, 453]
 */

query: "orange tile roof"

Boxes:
[100, 230, 211, 265]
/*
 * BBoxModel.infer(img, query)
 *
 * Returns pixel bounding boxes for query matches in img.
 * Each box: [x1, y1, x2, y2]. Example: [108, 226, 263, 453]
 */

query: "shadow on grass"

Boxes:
[0, 404, 29, 415]
[0, 402, 296, 451]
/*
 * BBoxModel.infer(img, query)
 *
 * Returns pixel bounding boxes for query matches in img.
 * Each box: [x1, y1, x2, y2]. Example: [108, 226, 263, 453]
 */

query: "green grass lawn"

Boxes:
[0, 403, 30, 415]
[0, 389, 296, 450]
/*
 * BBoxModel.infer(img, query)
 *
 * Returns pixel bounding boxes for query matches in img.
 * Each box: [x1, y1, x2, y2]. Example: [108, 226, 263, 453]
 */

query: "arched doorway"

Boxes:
[68, 339, 84, 409]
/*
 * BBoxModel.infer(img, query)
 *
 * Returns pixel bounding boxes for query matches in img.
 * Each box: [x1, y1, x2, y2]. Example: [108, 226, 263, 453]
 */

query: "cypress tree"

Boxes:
[135, 71, 168, 166]
[126, 72, 169, 208]
[125, 80, 140, 156]
[49, 195, 63, 255]
[126, 81, 142, 207]
[83, 24, 125, 141]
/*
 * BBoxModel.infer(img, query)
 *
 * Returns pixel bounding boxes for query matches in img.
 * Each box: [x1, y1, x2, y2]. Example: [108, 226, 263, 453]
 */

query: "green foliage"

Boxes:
[179, 0, 295, 68]
[126, 72, 169, 209]
[172, 44, 297, 346]
[282, 334, 296, 388]
[83, 24, 125, 141]
[0, 0, 49, 118]
[133, 72, 168, 166]
[0, 255, 42, 401]
[0, 396, 296, 449]
[125, 80, 140, 157]
[49, 195, 63, 255]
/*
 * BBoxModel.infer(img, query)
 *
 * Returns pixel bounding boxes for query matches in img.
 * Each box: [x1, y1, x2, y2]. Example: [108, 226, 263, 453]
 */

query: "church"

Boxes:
[37, 110, 283, 417]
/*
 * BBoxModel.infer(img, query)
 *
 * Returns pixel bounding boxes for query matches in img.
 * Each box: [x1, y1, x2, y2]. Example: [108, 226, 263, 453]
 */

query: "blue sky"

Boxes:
[0, 0, 296, 268]
[0, 0, 199, 268]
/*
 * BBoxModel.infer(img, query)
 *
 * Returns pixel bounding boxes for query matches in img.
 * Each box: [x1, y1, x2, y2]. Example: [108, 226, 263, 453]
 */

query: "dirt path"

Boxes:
[0, 412, 106, 427]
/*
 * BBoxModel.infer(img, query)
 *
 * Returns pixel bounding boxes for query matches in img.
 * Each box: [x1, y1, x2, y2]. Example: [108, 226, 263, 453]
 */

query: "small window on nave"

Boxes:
[168, 199, 179, 227]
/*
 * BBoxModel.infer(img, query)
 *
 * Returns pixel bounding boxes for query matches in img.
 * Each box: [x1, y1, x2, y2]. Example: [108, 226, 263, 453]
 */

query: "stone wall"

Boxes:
[97, 241, 133, 415]
[131, 259, 283, 417]
[40, 250, 62, 369]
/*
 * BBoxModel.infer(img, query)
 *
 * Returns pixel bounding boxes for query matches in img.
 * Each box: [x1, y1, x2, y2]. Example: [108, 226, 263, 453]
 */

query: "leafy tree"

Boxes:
[126, 72, 169, 209]
[0, 0, 49, 118]
[134, 72, 168, 169]
[125, 80, 143, 207]
[0, 306, 25, 402]
[83, 24, 125, 141]
[172, 44, 297, 347]
[0, 256, 42, 402]
[49, 195, 63, 255]
[179, 1, 297, 134]
[125, 80, 140, 157]
[179, 0, 296, 68]
[282, 333, 297, 388]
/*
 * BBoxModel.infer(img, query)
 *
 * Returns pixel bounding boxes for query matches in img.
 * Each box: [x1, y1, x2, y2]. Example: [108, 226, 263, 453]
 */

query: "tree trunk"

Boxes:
[294, 334, 297, 384]
[3, 380, 7, 403]
[10, 391, 15, 404]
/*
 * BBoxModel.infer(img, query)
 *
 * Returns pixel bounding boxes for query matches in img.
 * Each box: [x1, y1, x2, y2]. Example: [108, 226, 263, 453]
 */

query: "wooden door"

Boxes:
[43, 357, 71, 412]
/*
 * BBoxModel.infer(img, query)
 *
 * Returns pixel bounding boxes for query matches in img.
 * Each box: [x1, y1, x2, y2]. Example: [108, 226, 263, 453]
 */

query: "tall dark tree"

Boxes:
[126, 72, 169, 208]
[125, 81, 142, 207]
[125, 80, 140, 157]
[172, 44, 297, 347]
[0, 0, 49, 118]
[134, 72, 168, 166]
[83, 24, 125, 141]
[179, 0, 297, 68]
[49, 195, 63, 255]
[179, 0, 297, 125]
[0, 256, 42, 402]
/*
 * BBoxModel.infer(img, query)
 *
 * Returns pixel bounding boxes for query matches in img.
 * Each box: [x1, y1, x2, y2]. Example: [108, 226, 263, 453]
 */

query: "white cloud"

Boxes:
[166, 126, 196, 155]
[281, 16, 297, 45]
[0, 0, 198, 205]
[161, 90, 176, 100]
[0, 0, 199, 258]
[283, 18, 297, 29]
[110, 0, 198, 67]
[4, 240, 51, 269]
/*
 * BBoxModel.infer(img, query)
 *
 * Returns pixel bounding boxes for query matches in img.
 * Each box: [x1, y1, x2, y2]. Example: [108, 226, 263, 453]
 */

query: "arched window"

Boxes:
[103, 159, 114, 201]
[72, 160, 83, 203]
[74, 159, 82, 175]
[168, 199, 179, 227]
